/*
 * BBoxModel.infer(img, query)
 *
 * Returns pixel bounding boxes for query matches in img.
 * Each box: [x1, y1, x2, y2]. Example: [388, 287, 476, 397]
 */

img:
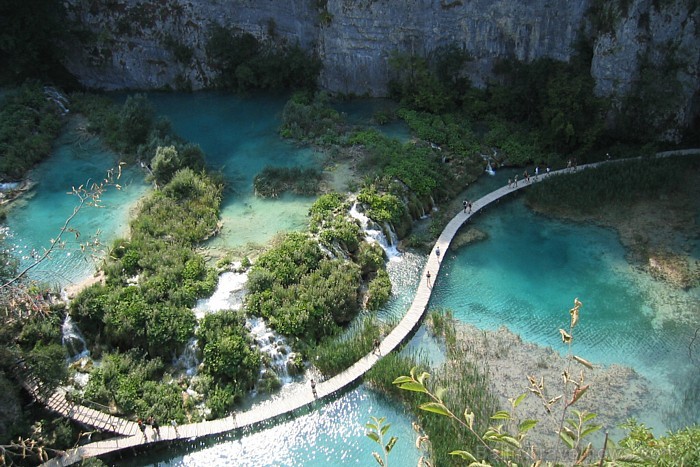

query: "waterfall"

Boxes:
[173, 337, 201, 376]
[247, 317, 299, 391]
[43, 86, 69, 114]
[61, 314, 89, 361]
[193, 270, 248, 319]
[349, 202, 401, 260]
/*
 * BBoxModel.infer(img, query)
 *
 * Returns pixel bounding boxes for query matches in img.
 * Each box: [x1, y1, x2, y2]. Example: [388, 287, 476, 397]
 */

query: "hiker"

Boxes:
[138, 419, 146, 439]
[310, 379, 318, 398]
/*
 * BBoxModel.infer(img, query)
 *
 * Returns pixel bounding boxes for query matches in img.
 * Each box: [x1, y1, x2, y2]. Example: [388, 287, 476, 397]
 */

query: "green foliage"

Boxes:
[279, 91, 345, 142]
[355, 241, 387, 276]
[613, 420, 700, 466]
[253, 166, 323, 197]
[117, 94, 155, 155]
[197, 309, 261, 392]
[397, 109, 480, 156]
[366, 416, 398, 467]
[82, 350, 188, 421]
[311, 317, 382, 377]
[357, 186, 406, 223]
[366, 269, 392, 311]
[387, 52, 453, 113]
[526, 155, 700, 215]
[205, 27, 320, 91]
[0, 83, 63, 180]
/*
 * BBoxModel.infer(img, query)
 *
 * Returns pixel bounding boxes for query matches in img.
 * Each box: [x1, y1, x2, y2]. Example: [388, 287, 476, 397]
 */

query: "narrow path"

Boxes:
[41, 152, 699, 466]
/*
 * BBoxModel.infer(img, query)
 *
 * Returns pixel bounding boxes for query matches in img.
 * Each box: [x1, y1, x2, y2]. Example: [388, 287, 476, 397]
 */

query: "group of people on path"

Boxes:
[137, 416, 181, 441]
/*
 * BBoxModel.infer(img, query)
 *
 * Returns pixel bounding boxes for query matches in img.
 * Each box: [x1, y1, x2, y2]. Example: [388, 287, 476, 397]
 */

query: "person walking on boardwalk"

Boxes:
[463, 200, 468, 213]
[514, 174, 518, 187]
[138, 418, 147, 440]
[435, 246, 441, 262]
[426, 270, 431, 287]
[171, 419, 179, 437]
[373, 338, 381, 355]
[151, 417, 160, 437]
[310, 379, 318, 398]
[468, 201, 472, 213]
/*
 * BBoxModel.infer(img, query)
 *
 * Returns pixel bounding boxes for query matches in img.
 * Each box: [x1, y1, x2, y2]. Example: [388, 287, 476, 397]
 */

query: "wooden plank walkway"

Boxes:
[41, 152, 700, 466]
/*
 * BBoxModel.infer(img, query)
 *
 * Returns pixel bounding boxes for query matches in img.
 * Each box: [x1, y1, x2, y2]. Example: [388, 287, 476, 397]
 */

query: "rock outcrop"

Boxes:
[61, 0, 699, 134]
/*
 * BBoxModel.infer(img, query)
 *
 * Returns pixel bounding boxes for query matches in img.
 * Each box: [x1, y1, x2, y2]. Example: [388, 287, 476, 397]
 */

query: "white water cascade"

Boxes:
[246, 317, 300, 392]
[43, 86, 69, 114]
[349, 202, 401, 260]
[173, 337, 201, 376]
[61, 314, 89, 361]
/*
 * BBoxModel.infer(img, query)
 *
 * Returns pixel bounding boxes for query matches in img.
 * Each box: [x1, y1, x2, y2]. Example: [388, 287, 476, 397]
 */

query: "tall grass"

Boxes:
[311, 316, 384, 377]
[526, 155, 700, 214]
[366, 310, 502, 466]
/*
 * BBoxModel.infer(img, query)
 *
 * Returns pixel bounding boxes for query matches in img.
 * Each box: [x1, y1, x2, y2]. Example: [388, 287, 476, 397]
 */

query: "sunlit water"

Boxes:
[6, 93, 698, 464]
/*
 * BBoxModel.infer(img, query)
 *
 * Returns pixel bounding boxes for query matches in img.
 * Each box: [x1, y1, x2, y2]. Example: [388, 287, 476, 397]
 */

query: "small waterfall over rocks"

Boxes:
[43, 86, 69, 114]
[349, 202, 401, 259]
[246, 317, 300, 394]
[61, 314, 89, 361]
[173, 337, 201, 376]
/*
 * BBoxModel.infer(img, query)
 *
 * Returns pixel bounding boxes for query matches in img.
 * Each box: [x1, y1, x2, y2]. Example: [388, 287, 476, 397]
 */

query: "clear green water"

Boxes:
[5, 93, 698, 465]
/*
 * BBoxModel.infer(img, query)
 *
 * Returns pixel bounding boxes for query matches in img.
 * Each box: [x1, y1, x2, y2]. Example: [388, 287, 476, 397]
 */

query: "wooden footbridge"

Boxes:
[39, 151, 698, 466]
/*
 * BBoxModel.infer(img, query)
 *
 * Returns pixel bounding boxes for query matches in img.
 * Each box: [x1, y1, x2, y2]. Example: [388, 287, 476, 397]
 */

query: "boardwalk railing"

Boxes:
[40, 152, 699, 466]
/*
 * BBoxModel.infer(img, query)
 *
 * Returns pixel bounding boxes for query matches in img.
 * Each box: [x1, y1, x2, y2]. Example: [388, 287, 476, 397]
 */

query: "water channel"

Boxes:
[3, 92, 698, 465]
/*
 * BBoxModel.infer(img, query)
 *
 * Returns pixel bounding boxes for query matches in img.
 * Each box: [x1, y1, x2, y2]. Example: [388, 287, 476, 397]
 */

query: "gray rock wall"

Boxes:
[61, 0, 699, 132]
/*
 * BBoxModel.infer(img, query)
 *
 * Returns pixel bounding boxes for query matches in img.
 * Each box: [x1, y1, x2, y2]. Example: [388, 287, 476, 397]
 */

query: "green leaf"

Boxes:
[365, 422, 378, 430]
[512, 392, 527, 408]
[616, 453, 647, 463]
[581, 424, 602, 438]
[559, 430, 575, 449]
[500, 436, 521, 449]
[372, 451, 384, 466]
[392, 375, 413, 385]
[366, 432, 380, 443]
[380, 423, 391, 436]
[449, 450, 478, 461]
[385, 436, 398, 453]
[398, 381, 428, 393]
[518, 419, 538, 433]
[419, 402, 451, 416]
[490, 410, 512, 420]
[581, 412, 598, 423]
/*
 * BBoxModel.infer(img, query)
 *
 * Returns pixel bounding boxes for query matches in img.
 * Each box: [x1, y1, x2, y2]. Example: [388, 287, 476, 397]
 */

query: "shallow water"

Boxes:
[143, 92, 323, 249]
[3, 123, 149, 287]
[429, 195, 699, 431]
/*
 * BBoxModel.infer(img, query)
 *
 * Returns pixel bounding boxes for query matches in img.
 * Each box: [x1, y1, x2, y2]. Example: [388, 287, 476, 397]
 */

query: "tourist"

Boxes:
[138, 418, 146, 439]
[310, 379, 317, 398]
[507, 178, 512, 188]
[170, 419, 179, 437]
[426, 270, 431, 287]
[468, 201, 472, 213]
[373, 338, 381, 355]
[151, 417, 160, 437]
[514, 174, 518, 187]
[435, 246, 441, 261]
[546, 166, 551, 177]
[463, 200, 468, 213]
[535, 166, 539, 180]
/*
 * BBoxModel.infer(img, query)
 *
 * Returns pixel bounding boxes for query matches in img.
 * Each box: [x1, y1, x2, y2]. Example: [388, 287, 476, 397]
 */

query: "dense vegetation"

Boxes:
[253, 166, 323, 197]
[206, 27, 321, 91]
[0, 84, 64, 181]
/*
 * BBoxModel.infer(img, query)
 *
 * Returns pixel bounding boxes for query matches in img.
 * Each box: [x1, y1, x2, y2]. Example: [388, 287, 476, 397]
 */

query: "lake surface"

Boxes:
[4, 92, 697, 465]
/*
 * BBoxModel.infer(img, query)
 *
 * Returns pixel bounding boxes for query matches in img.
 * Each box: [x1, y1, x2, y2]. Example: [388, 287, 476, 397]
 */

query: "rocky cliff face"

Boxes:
[61, 0, 699, 133]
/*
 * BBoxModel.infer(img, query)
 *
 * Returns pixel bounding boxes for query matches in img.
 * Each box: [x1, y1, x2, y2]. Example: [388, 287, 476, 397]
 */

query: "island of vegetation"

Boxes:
[1, 5, 699, 466]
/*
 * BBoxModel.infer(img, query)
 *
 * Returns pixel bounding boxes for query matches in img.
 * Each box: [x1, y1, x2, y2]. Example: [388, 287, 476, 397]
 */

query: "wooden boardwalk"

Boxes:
[41, 152, 699, 466]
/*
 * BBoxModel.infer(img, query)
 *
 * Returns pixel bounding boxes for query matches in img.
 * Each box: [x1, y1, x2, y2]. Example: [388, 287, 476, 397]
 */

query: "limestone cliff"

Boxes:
[61, 0, 699, 133]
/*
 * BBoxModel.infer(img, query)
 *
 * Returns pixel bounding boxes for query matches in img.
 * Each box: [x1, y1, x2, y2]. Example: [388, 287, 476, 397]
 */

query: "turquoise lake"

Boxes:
[3, 92, 698, 465]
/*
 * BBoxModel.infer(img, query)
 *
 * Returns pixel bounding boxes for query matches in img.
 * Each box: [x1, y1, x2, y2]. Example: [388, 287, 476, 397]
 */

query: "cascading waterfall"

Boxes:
[349, 202, 401, 259]
[43, 86, 69, 114]
[246, 317, 299, 393]
[61, 314, 89, 361]
[173, 337, 201, 376]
